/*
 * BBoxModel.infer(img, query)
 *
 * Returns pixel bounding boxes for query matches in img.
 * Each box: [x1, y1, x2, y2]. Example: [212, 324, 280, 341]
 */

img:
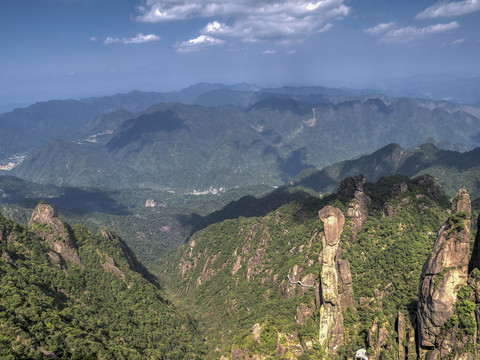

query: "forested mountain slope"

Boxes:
[159, 174, 478, 358]
[0, 202, 205, 358]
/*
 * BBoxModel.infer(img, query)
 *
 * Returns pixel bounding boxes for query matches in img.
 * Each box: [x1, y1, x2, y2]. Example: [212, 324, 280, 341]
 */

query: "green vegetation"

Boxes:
[0, 210, 205, 358]
[158, 175, 451, 358]
[159, 195, 326, 358]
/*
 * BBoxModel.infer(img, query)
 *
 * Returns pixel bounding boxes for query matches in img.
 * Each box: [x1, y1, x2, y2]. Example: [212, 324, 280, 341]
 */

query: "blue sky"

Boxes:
[1, 0, 479, 105]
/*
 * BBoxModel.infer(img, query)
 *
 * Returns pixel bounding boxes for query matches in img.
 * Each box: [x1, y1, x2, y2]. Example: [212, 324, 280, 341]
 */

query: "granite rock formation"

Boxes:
[417, 189, 471, 356]
[318, 205, 352, 354]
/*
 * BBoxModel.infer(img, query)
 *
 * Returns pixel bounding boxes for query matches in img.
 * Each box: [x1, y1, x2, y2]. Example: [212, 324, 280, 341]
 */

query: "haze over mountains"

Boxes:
[2, 83, 480, 192]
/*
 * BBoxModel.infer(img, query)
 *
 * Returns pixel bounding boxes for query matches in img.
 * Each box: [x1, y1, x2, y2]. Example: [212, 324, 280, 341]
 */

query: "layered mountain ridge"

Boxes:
[5, 93, 480, 191]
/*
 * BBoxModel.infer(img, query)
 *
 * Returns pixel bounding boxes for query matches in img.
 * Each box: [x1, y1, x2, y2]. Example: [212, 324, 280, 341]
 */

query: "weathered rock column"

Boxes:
[318, 205, 348, 354]
[417, 189, 471, 357]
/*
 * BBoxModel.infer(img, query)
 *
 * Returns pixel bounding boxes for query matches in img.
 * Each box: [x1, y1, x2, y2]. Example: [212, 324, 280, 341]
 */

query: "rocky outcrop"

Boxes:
[29, 203, 82, 266]
[416, 175, 444, 201]
[397, 311, 416, 360]
[336, 250, 354, 310]
[468, 213, 480, 272]
[339, 175, 371, 238]
[318, 205, 351, 354]
[368, 319, 389, 360]
[417, 189, 472, 355]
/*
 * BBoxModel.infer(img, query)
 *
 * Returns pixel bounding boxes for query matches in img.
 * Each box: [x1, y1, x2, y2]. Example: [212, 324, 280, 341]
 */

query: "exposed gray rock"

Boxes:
[417, 189, 471, 354]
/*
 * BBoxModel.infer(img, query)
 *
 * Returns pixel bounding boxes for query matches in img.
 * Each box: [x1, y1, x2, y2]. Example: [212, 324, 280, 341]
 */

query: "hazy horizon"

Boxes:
[1, 0, 480, 107]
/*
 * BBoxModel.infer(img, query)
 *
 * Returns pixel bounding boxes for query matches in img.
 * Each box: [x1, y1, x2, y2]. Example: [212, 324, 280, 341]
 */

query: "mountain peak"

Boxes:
[29, 202, 82, 265]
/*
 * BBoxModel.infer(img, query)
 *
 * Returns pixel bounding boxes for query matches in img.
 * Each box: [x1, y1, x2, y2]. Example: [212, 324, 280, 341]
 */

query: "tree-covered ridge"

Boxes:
[0, 206, 205, 359]
[292, 143, 480, 199]
[158, 175, 453, 359]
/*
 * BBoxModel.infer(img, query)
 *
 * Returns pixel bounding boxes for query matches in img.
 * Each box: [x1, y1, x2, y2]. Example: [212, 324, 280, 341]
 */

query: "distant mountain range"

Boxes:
[292, 142, 480, 198]
[2, 88, 478, 191]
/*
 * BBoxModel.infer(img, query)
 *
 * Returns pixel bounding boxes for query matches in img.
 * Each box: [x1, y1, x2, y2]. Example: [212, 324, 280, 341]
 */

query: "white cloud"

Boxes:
[364, 22, 396, 36]
[416, 0, 480, 19]
[104, 33, 161, 45]
[202, 21, 232, 35]
[135, 0, 350, 44]
[382, 21, 459, 43]
[90, 36, 99, 42]
[176, 35, 226, 53]
[263, 49, 276, 55]
[365, 21, 459, 43]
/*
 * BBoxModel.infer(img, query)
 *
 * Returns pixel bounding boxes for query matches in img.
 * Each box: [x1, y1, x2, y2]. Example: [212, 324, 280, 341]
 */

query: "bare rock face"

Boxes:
[318, 205, 348, 355]
[319, 206, 345, 247]
[417, 189, 471, 354]
[29, 203, 82, 266]
[339, 175, 371, 238]
[368, 319, 389, 360]
[336, 249, 354, 310]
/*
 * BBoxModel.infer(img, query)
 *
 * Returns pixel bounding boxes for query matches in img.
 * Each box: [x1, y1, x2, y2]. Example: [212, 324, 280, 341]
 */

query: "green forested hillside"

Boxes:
[0, 175, 276, 265]
[158, 175, 465, 359]
[0, 205, 205, 359]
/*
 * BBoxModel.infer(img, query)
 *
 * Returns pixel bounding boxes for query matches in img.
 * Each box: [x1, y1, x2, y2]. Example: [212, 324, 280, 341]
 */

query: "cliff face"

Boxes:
[318, 205, 352, 354]
[28, 202, 83, 266]
[417, 189, 472, 356]
[339, 175, 371, 239]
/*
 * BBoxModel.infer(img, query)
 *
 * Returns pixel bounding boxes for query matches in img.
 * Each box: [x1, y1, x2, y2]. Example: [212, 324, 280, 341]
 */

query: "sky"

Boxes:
[1, 0, 479, 106]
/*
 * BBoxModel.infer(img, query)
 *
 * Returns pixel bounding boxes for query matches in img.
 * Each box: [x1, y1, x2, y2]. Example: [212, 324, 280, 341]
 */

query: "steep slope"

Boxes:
[0, 203, 205, 358]
[158, 175, 451, 359]
[248, 97, 480, 169]
[417, 190, 473, 358]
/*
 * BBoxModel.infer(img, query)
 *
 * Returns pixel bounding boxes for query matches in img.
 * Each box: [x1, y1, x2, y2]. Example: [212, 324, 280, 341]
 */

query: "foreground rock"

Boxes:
[318, 205, 352, 354]
[417, 189, 471, 357]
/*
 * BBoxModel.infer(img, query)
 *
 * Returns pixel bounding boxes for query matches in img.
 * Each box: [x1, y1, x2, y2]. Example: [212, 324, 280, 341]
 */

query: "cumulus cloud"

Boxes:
[176, 35, 226, 53]
[135, 0, 350, 44]
[365, 21, 459, 43]
[104, 33, 161, 45]
[364, 22, 396, 36]
[263, 49, 276, 55]
[202, 21, 232, 35]
[416, 0, 480, 19]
